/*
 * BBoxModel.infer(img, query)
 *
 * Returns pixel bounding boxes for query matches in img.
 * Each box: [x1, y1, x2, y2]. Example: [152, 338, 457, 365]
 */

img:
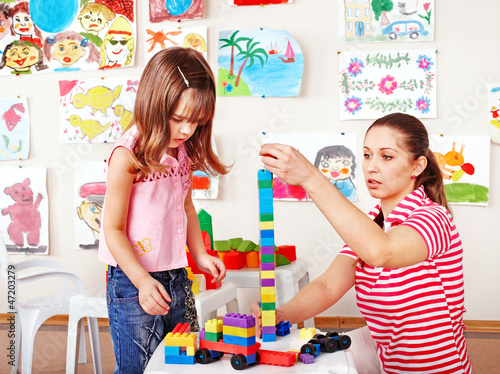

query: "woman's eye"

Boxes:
[363, 153, 371, 159]
[383, 155, 392, 160]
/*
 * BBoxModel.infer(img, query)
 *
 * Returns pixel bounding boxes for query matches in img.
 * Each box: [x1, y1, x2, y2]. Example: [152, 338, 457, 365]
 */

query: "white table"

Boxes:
[145, 328, 359, 374]
[225, 258, 314, 328]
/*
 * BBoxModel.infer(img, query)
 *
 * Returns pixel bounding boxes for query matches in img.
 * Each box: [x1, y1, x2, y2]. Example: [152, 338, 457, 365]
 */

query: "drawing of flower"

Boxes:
[345, 96, 363, 115]
[378, 75, 397, 95]
[416, 55, 433, 71]
[419, 3, 432, 24]
[347, 58, 364, 77]
[126, 79, 139, 93]
[415, 96, 431, 114]
[221, 81, 228, 88]
[226, 84, 233, 93]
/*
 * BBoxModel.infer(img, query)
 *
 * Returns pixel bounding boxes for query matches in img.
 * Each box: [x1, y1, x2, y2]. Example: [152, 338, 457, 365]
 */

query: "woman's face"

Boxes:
[5, 44, 39, 71]
[319, 156, 353, 181]
[13, 12, 34, 36]
[105, 35, 129, 63]
[52, 39, 86, 66]
[362, 126, 416, 209]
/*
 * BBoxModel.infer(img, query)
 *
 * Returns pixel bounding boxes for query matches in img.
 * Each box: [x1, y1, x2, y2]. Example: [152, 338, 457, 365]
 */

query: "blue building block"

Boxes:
[260, 237, 274, 247]
[260, 230, 274, 238]
[258, 169, 272, 180]
[164, 354, 195, 365]
[259, 204, 273, 214]
[258, 188, 273, 198]
[222, 334, 256, 346]
[276, 321, 291, 336]
[165, 346, 182, 355]
[262, 333, 277, 342]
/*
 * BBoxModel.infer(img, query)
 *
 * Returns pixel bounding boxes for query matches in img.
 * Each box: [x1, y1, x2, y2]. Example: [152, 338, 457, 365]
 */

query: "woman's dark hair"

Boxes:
[367, 113, 451, 221]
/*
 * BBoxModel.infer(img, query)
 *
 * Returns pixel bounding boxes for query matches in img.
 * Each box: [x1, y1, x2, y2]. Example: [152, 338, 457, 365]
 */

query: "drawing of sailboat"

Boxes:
[279, 39, 295, 63]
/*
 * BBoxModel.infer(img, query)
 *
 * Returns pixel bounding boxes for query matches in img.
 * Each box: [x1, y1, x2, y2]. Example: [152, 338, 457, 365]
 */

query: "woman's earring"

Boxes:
[411, 175, 417, 179]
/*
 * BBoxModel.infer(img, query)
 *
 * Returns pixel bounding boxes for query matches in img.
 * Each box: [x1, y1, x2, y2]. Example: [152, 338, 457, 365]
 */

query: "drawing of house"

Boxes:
[344, 0, 372, 38]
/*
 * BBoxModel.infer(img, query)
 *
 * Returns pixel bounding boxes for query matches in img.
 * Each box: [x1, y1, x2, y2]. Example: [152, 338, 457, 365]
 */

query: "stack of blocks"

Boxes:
[258, 169, 277, 342]
[222, 313, 256, 347]
[164, 323, 197, 365]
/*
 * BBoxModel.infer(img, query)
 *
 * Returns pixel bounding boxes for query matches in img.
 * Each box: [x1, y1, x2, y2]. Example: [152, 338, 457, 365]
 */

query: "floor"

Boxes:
[1, 324, 499, 373]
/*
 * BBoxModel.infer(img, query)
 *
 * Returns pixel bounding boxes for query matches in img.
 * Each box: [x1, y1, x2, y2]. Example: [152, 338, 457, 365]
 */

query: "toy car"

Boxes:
[300, 332, 351, 357]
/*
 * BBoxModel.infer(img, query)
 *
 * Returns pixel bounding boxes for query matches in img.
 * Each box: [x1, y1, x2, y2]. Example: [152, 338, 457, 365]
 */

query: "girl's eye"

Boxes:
[321, 161, 329, 168]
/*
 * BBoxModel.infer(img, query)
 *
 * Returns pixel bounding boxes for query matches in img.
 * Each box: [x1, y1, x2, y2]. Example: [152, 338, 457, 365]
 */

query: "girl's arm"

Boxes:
[185, 174, 226, 283]
[260, 144, 428, 269]
[103, 147, 171, 315]
[252, 254, 356, 337]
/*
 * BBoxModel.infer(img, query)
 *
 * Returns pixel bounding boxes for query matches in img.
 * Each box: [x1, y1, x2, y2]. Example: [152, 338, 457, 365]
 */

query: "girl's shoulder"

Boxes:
[114, 126, 138, 151]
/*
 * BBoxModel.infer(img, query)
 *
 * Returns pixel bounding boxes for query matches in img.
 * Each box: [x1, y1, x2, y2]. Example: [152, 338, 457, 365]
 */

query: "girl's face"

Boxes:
[319, 156, 353, 181]
[52, 40, 86, 66]
[168, 90, 199, 150]
[79, 10, 108, 33]
[5, 44, 39, 71]
[105, 35, 129, 63]
[362, 126, 416, 212]
[13, 12, 34, 36]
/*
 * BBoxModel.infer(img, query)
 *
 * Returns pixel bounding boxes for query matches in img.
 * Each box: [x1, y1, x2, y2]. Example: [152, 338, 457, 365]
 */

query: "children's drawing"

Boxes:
[430, 135, 490, 206]
[145, 26, 207, 63]
[338, 0, 434, 42]
[487, 84, 500, 144]
[192, 137, 219, 199]
[218, 29, 303, 97]
[228, 0, 293, 5]
[149, 0, 204, 23]
[0, 167, 48, 254]
[0, 1, 136, 76]
[59, 77, 138, 143]
[74, 161, 106, 250]
[0, 97, 30, 160]
[339, 49, 436, 119]
[262, 133, 357, 202]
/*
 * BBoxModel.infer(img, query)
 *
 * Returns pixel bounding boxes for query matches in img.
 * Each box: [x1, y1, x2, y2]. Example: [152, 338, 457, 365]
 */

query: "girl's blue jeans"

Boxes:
[106, 265, 199, 373]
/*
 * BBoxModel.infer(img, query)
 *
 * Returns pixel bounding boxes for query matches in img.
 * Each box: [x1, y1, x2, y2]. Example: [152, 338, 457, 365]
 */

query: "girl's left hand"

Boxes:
[195, 253, 226, 283]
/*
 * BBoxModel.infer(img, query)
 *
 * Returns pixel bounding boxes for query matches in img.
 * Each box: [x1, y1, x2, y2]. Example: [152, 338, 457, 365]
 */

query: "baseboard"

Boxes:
[1, 313, 499, 332]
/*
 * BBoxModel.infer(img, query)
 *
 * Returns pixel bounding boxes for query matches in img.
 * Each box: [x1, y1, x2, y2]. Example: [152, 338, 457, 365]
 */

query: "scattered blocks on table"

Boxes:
[300, 327, 317, 340]
[258, 349, 296, 367]
[299, 353, 315, 364]
[276, 321, 290, 336]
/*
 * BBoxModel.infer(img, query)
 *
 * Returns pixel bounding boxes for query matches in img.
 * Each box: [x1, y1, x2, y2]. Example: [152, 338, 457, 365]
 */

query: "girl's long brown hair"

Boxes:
[368, 113, 452, 221]
[129, 46, 229, 179]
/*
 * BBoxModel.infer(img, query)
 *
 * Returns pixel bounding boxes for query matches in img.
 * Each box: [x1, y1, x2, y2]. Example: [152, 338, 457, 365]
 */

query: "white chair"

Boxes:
[0, 234, 87, 374]
[194, 281, 239, 327]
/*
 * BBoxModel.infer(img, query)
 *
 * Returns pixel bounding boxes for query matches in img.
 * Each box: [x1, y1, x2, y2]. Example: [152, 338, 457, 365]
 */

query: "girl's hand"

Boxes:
[250, 301, 284, 338]
[260, 144, 318, 189]
[137, 276, 171, 315]
[195, 253, 227, 283]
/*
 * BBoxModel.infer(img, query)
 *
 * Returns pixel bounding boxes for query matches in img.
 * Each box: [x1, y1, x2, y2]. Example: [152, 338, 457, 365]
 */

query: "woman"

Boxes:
[254, 113, 471, 374]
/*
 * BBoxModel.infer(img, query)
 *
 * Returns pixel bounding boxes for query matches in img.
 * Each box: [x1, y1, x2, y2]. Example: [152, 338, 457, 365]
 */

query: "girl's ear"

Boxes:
[413, 155, 428, 177]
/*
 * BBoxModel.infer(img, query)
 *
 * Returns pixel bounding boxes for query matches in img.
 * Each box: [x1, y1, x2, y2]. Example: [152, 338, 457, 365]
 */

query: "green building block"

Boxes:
[214, 240, 231, 252]
[237, 240, 257, 253]
[228, 238, 243, 250]
[276, 254, 291, 266]
[198, 209, 213, 250]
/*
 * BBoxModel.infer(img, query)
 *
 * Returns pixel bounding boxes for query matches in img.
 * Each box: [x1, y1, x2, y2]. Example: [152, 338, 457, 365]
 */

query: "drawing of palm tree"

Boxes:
[219, 30, 249, 78]
[235, 38, 268, 87]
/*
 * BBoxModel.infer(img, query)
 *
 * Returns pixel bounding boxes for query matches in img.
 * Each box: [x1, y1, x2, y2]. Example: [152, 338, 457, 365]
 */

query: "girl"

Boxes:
[254, 113, 471, 374]
[98, 47, 228, 373]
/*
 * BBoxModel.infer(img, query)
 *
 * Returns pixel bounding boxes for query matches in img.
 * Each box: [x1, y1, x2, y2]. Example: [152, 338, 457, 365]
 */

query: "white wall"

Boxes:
[1, 0, 499, 322]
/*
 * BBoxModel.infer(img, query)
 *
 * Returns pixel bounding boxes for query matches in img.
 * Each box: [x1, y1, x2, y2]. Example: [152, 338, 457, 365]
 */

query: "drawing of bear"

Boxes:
[2, 178, 42, 247]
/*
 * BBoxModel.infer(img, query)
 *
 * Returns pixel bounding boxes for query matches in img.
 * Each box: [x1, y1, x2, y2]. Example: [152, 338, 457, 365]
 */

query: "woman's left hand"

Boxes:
[195, 253, 226, 283]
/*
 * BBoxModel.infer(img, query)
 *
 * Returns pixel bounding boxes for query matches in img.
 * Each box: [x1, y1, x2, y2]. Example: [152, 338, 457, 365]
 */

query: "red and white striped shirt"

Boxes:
[340, 186, 471, 374]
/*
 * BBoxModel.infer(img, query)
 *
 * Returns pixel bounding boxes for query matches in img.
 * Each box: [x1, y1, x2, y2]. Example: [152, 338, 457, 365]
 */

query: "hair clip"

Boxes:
[177, 66, 189, 88]
[80, 38, 89, 47]
[46, 36, 56, 45]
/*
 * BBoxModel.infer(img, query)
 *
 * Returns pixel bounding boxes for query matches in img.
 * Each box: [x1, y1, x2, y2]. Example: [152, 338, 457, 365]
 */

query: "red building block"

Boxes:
[258, 349, 296, 367]
[221, 250, 245, 270]
[277, 245, 296, 262]
[186, 250, 221, 289]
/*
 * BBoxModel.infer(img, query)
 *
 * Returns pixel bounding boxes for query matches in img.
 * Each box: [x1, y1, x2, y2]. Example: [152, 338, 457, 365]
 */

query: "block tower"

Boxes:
[164, 322, 197, 364]
[258, 169, 277, 342]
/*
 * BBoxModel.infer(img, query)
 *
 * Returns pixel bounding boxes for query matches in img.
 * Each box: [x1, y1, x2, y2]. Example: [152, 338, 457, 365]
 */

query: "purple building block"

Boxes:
[261, 278, 275, 287]
[222, 313, 256, 328]
[260, 246, 275, 255]
[261, 262, 275, 271]
[299, 353, 315, 364]
[262, 325, 275, 335]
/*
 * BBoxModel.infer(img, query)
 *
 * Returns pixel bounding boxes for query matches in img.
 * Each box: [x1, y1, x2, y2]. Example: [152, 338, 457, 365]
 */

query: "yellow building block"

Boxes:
[259, 221, 274, 230]
[165, 332, 197, 348]
[261, 293, 275, 303]
[205, 319, 223, 333]
[223, 325, 256, 337]
[287, 349, 300, 361]
[260, 270, 275, 279]
[300, 327, 317, 340]
[186, 346, 196, 356]
[260, 286, 275, 295]
[262, 310, 275, 322]
[262, 317, 276, 326]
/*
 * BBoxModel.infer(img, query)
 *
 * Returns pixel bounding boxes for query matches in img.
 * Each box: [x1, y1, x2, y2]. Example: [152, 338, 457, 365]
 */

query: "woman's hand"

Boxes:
[260, 143, 319, 189]
[250, 301, 284, 338]
[137, 275, 171, 315]
[195, 253, 227, 283]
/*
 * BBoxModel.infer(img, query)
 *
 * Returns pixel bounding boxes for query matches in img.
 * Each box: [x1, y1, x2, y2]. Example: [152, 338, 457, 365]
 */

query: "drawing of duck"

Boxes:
[69, 115, 111, 141]
[72, 85, 122, 114]
[113, 105, 133, 131]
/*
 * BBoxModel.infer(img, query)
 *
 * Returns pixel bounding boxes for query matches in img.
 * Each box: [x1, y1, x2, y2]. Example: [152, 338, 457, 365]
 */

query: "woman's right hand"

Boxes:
[250, 301, 284, 338]
[137, 276, 171, 315]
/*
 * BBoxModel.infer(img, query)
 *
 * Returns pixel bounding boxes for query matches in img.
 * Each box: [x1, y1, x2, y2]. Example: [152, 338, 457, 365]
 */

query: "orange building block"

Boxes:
[245, 251, 259, 268]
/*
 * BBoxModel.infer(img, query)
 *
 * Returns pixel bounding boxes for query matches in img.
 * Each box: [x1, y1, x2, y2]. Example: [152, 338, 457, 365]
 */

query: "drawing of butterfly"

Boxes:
[133, 238, 152, 256]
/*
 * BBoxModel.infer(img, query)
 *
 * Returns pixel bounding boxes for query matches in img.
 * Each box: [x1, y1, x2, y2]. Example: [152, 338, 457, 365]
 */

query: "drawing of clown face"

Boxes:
[0, 11, 12, 40]
[12, 11, 35, 38]
[4, 42, 39, 72]
[78, 10, 109, 35]
[318, 155, 354, 182]
[52, 39, 86, 67]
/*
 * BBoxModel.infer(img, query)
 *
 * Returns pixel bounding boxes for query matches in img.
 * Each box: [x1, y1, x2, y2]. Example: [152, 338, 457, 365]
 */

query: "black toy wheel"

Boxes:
[231, 354, 247, 370]
[338, 335, 352, 350]
[300, 342, 317, 357]
[326, 331, 339, 338]
[253, 351, 260, 365]
[195, 348, 212, 364]
[308, 338, 321, 345]
[323, 337, 339, 353]
[313, 333, 325, 340]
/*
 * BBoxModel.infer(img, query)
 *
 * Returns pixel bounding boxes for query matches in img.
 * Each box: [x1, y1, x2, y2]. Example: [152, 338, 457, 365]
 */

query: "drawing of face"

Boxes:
[13, 11, 34, 37]
[0, 12, 12, 40]
[186, 35, 202, 49]
[78, 10, 108, 34]
[77, 200, 102, 236]
[319, 156, 353, 181]
[5, 43, 39, 72]
[52, 39, 86, 67]
[105, 35, 130, 64]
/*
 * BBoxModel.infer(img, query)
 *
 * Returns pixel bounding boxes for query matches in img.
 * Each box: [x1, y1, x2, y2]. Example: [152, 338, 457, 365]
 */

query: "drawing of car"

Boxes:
[192, 170, 212, 198]
[382, 20, 429, 40]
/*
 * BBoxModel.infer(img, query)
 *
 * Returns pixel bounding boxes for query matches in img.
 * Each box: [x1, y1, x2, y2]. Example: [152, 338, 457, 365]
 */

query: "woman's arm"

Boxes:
[252, 254, 356, 337]
[260, 144, 428, 268]
[103, 147, 171, 315]
[185, 174, 226, 283]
